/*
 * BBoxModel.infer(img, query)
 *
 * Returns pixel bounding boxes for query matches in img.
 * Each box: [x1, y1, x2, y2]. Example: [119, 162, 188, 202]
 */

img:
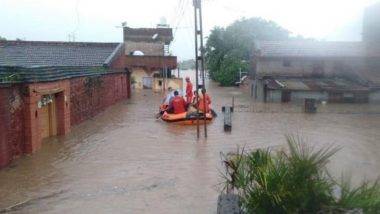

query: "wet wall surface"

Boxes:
[0, 74, 380, 213]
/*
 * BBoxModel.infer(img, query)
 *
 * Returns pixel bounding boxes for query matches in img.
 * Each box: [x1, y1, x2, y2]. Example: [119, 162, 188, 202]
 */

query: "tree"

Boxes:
[0, 36, 6, 41]
[363, 2, 380, 43]
[205, 17, 290, 86]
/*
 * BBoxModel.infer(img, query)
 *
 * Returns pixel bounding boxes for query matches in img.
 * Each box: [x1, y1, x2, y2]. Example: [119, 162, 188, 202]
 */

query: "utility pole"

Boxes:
[193, 0, 207, 138]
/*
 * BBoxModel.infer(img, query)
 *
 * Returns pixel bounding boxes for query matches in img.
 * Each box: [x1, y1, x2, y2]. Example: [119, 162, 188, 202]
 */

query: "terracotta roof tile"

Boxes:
[0, 41, 121, 68]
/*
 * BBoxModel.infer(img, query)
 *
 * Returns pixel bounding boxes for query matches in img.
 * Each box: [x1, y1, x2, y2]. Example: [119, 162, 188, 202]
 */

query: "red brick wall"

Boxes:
[70, 73, 129, 125]
[0, 72, 130, 168]
[0, 86, 25, 167]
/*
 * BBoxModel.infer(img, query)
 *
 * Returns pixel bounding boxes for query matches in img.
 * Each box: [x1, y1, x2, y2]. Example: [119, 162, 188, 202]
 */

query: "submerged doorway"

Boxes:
[281, 91, 291, 103]
[39, 94, 57, 139]
[143, 77, 153, 89]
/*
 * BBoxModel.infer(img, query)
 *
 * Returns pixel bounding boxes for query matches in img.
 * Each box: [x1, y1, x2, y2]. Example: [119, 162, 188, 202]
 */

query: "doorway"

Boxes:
[281, 91, 291, 103]
[143, 77, 153, 89]
[39, 94, 57, 139]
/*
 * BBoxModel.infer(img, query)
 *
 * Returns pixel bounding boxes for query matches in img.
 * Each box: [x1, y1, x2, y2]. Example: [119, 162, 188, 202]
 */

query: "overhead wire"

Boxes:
[172, 0, 189, 37]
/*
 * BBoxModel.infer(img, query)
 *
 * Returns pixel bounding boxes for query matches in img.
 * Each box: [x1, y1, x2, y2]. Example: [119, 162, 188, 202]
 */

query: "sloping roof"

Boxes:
[266, 77, 369, 92]
[0, 41, 121, 67]
[255, 41, 370, 58]
[123, 27, 173, 43]
[0, 66, 112, 83]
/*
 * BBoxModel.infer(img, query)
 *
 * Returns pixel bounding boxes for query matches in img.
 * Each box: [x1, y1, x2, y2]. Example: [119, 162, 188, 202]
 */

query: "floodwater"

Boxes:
[1, 71, 380, 213]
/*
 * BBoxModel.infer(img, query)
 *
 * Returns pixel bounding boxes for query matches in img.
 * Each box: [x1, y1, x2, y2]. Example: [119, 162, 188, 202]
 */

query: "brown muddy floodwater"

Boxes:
[1, 71, 380, 213]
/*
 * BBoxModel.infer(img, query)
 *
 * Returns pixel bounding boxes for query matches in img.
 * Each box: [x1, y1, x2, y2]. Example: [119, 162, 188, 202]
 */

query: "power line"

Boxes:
[170, 0, 185, 25]
[173, 0, 189, 34]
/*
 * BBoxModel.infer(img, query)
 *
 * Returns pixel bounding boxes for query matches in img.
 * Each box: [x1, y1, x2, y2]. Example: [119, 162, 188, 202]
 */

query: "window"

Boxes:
[283, 59, 291, 67]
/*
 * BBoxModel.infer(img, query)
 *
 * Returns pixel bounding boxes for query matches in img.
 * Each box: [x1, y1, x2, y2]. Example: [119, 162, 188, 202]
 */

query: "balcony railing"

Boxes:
[125, 55, 177, 70]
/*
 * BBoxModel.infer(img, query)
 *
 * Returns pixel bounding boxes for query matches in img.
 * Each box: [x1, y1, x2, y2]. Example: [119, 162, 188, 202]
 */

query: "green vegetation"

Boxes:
[221, 136, 380, 213]
[84, 76, 103, 95]
[179, 59, 195, 70]
[205, 17, 290, 86]
[0, 36, 6, 41]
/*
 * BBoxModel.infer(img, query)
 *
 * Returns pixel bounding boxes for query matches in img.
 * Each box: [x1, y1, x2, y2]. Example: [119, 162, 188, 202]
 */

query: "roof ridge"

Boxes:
[0, 40, 121, 47]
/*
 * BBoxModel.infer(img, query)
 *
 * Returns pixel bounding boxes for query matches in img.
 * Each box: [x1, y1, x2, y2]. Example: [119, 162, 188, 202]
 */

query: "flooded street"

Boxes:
[1, 71, 380, 213]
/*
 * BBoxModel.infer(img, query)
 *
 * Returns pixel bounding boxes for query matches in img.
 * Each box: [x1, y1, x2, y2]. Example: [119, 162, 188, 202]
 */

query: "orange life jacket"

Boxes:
[186, 82, 193, 103]
[171, 96, 187, 114]
[198, 94, 211, 113]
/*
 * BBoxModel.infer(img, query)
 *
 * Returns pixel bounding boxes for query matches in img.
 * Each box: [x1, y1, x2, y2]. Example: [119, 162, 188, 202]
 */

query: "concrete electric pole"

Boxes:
[193, 0, 207, 138]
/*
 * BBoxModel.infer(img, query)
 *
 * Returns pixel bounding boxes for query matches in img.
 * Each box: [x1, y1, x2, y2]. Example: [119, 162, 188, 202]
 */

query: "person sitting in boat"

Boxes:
[197, 88, 212, 113]
[162, 87, 174, 105]
[159, 87, 174, 112]
[167, 90, 187, 114]
[191, 90, 198, 105]
[186, 90, 199, 114]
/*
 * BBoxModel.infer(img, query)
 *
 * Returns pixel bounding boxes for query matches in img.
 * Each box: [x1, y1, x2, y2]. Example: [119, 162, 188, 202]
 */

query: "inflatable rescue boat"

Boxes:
[161, 111, 213, 125]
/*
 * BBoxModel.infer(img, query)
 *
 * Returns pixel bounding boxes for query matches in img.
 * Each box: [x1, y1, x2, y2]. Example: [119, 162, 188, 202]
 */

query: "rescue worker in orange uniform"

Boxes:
[168, 91, 187, 114]
[185, 77, 193, 104]
[197, 88, 211, 113]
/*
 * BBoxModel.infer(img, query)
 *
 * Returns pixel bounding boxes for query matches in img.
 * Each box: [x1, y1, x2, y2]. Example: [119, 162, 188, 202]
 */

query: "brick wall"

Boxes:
[125, 41, 164, 56]
[0, 86, 25, 167]
[70, 73, 129, 125]
[0, 72, 130, 168]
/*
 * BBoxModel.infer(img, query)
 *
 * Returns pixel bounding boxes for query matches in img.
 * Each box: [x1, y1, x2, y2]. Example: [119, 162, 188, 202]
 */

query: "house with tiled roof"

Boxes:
[0, 40, 130, 168]
[252, 40, 380, 103]
[0, 24, 180, 169]
[0, 41, 126, 82]
[251, 2, 380, 104]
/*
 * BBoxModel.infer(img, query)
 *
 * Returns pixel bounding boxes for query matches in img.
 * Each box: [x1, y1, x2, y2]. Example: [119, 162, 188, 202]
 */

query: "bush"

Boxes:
[221, 136, 380, 213]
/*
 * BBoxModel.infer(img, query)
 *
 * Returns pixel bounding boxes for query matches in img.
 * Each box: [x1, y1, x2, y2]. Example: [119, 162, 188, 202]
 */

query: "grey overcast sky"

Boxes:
[1, 0, 379, 60]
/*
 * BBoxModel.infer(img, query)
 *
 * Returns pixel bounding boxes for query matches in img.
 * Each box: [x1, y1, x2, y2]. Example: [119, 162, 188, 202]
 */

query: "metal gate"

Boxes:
[143, 77, 153, 89]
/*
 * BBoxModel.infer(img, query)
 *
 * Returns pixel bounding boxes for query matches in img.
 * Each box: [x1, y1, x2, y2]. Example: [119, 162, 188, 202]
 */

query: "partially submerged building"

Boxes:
[363, 2, 380, 93]
[252, 3, 380, 104]
[252, 41, 379, 103]
[123, 27, 181, 91]
[0, 41, 130, 168]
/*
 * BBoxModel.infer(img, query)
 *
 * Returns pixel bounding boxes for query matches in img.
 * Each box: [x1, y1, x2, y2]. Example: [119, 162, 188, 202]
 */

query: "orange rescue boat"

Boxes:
[159, 105, 214, 125]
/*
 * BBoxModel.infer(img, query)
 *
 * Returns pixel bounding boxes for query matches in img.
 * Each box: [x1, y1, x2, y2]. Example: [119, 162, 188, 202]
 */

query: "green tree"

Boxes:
[0, 36, 6, 41]
[205, 17, 290, 86]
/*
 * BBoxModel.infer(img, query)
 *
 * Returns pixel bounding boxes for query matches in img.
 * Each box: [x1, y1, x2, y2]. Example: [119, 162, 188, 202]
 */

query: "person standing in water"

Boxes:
[197, 88, 211, 113]
[185, 77, 193, 104]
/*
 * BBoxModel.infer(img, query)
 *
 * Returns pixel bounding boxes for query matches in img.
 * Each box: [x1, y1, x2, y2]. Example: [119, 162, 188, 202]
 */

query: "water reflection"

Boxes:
[0, 70, 379, 213]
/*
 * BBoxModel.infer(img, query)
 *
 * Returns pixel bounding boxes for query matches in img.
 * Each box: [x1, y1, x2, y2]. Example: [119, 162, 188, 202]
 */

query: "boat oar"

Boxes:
[155, 112, 162, 119]
[211, 109, 218, 117]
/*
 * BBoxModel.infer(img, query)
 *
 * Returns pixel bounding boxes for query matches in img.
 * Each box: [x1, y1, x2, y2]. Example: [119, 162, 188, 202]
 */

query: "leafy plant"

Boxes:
[336, 177, 380, 213]
[130, 75, 136, 84]
[84, 76, 103, 95]
[221, 136, 380, 213]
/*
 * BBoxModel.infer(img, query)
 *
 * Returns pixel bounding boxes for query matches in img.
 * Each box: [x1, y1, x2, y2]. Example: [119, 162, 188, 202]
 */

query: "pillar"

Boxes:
[0, 88, 11, 168]
[56, 89, 71, 135]
[23, 87, 41, 154]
